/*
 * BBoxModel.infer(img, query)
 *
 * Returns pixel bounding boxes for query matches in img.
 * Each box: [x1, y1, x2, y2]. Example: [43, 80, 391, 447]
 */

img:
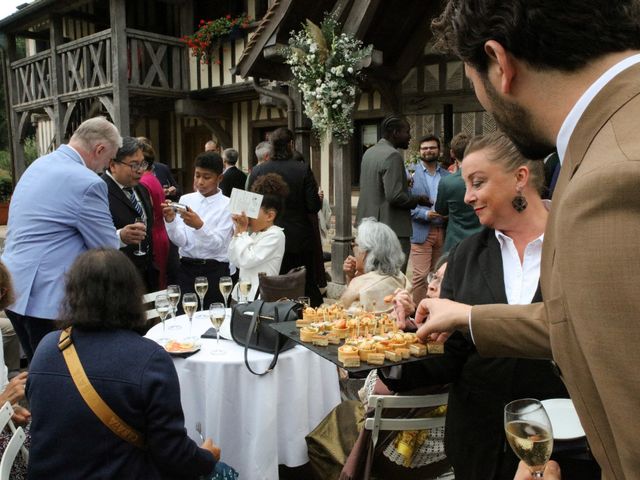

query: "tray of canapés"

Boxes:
[269, 303, 443, 373]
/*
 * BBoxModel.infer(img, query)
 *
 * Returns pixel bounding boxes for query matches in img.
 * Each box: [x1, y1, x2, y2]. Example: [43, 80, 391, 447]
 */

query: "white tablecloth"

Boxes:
[145, 312, 341, 480]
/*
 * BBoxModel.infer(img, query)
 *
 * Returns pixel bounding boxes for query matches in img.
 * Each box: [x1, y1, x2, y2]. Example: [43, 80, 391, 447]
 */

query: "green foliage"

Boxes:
[23, 136, 39, 166]
[0, 173, 12, 202]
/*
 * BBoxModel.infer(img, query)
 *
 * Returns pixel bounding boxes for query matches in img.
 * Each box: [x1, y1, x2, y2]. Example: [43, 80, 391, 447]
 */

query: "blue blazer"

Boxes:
[27, 328, 216, 479]
[409, 164, 449, 244]
[1, 145, 119, 319]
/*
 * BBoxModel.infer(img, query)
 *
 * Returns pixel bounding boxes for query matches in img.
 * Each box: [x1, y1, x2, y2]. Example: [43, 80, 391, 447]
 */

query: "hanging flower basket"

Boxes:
[182, 13, 252, 65]
[285, 14, 373, 144]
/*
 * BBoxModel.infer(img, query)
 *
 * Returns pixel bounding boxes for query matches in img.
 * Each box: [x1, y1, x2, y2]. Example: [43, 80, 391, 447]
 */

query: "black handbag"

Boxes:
[230, 299, 300, 375]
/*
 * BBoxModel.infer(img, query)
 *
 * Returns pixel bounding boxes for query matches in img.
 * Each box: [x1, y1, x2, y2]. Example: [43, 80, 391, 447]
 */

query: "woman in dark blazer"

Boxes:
[381, 132, 568, 480]
[26, 248, 226, 480]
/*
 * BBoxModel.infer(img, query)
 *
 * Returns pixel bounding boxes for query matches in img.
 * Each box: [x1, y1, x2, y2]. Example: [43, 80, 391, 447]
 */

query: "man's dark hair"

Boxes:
[58, 248, 145, 331]
[450, 132, 471, 160]
[223, 148, 239, 165]
[195, 151, 224, 174]
[432, 0, 640, 73]
[381, 115, 408, 136]
[270, 128, 294, 161]
[251, 173, 290, 221]
[419, 134, 441, 150]
[114, 136, 142, 163]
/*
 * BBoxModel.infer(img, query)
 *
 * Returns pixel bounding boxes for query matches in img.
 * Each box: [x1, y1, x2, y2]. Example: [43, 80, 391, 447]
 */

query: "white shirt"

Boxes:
[556, 53, 640, 165]
[165, 190, 233, 262]
[227, 225, 285, 300]
[494, 230, 544, 305]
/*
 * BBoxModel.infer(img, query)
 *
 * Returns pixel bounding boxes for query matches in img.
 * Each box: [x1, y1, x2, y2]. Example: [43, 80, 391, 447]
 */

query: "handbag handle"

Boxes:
[242, 299, 283, 376]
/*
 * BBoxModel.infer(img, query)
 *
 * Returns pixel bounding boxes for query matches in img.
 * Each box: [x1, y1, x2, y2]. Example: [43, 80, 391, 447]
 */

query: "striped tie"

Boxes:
[124, 187, 144, 217]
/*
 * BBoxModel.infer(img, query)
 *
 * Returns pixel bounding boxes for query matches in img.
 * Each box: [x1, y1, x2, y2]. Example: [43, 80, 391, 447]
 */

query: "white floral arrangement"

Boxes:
[285, 14, 373, 144]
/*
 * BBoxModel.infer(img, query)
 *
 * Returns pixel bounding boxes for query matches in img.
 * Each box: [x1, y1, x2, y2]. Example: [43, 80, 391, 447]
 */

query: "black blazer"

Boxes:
[382, 228, 568, 480]
[102, 174, 157, 290]
[248, 159, 321, 253]
[220, 166, 248, 197]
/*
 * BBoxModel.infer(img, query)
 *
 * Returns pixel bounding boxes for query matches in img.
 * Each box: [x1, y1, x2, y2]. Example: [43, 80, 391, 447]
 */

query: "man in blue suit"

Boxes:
[409, 134, 449, 304]
[1, 117, 146, 360]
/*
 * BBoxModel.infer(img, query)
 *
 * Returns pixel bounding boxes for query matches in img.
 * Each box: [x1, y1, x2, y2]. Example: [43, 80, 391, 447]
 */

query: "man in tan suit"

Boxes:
[416, 1, 640, 479]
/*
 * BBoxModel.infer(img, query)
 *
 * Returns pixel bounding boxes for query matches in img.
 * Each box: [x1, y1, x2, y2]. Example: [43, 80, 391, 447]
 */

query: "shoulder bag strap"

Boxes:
[58, 328, 145, 449]
[243, 300, 283, 376]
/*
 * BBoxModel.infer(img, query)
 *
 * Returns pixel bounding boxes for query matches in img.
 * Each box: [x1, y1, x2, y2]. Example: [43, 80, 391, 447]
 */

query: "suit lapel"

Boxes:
[105, 174, 139, 216]
[478, 232, 508, 304]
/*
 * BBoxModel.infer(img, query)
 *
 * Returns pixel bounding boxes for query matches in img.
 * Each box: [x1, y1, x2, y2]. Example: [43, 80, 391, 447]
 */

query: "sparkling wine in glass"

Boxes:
[219, 276, 233, 308]
[194, 276, 208, 318]
[166, 284, 181, 330]
[238, 279, 252, 303]
[133, 217, 146, 256]
[182, 293, 198, 342]
[504, 399, 554, 478]
[154, 294, 171, 344]
[209, 302, 226, 355]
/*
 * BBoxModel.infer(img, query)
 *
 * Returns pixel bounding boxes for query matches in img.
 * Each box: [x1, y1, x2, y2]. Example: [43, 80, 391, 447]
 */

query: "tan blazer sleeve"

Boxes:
[471, 302, 552, 360]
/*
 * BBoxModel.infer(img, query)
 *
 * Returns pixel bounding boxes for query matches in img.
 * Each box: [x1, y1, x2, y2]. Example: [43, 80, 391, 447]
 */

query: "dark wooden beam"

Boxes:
[342, 0, 381, 38]
[49, 14, 65, 145]
[391, 17, 432, 81]
[110, 0, 130, 135]
[174, 98, 231, 119]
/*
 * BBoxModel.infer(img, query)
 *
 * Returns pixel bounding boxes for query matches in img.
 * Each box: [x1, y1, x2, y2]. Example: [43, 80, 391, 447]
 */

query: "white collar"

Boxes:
[105, 170, 130, 190]
[556, 53, 640, 165]
[66, 144, 86, 167]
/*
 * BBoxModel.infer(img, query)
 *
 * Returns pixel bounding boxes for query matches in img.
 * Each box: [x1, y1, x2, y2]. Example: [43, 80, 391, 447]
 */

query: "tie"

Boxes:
[124, 187, 144, 218]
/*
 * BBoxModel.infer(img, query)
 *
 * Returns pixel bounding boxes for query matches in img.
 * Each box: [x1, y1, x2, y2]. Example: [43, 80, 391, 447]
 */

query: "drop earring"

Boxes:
[512, 188, 528, 213]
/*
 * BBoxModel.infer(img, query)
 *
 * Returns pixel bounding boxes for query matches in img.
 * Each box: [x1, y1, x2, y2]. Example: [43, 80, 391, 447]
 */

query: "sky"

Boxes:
[0, 1, 31, 22]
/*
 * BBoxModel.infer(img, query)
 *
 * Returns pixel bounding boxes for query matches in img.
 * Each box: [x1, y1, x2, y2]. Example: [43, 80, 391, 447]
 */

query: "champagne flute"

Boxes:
[166, 284, 182, 330]
[504, 399, 554, 478]
[209, 302, 226, 355]
[133, 217, 146, 256]
[219, 276, 233, 308]
[182, 293, 198, 343]
[194, 276, 208, 318]
[238, 279, 252, 304]
[297, 296, 310, 307]
[154, 294, 171, 344]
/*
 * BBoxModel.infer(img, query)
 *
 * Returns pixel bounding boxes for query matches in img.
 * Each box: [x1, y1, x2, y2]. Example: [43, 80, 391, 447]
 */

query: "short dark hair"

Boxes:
[381, 115, 408, 136]
[419, 134, 441, 150]
[450, 132, 471, 161]
[114, 136, 142, 163]
[58, 249, 145, 331]
[432, 0, 640, 73]
[270, 128, 294, 161]
[250, 173, 289, 221]
[0, 261, 15, 311]
[223, 148, 239, 165]
[195, 151, 224, 174]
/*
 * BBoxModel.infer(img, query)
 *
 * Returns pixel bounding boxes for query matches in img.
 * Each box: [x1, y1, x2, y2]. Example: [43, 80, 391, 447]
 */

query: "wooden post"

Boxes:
[110, 0, 130, 135]
[4, 34, 26, 180]
[49, 14, 66, 145]
[331, 139, 353, 284]
[179, 0, 193, 92]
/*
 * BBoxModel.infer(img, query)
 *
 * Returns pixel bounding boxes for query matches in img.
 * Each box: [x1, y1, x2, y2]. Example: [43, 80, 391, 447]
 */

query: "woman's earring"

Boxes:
[512, 189, 528, 213]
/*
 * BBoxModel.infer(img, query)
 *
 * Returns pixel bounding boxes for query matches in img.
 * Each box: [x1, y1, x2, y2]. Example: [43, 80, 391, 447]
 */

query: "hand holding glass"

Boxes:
[133, 217, 145, 256]
[209, 302, 226, 355]
[504, 399, 554, 479]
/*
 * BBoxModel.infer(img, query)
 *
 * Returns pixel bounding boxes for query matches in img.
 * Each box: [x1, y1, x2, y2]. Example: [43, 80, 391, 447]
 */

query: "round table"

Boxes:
[145, 311, 341, 480]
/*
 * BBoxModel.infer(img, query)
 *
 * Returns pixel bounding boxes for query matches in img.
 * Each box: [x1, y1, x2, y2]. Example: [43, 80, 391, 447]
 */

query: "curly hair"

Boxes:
[431, 0, 640, 73]
[269, 128, 294, 162]
[58, 249, 146, 331]
[0, 261, 15, 311]
[251, 173, 289, 221]
[195, 151, 224, 174]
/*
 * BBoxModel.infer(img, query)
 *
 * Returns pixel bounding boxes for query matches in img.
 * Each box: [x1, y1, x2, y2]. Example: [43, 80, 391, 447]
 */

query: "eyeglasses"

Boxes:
[115, 160, 148, 171]
[427, 272, 442, 286]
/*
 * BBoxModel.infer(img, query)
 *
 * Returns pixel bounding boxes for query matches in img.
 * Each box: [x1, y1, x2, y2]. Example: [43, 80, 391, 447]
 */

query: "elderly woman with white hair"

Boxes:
[341, 217, 411, 310]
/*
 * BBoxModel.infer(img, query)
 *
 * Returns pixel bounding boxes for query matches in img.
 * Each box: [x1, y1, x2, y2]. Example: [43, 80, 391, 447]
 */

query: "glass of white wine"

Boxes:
[238, 279, 252, 304]
[182, 293, 198, 343]
[504, 398, 554, 479]
[133, 217, 146, 256]
[154, 294, 171, 344]
[166, 284, 182, 330]
[194, 276, 208, 318]
[219, 276, 233, 309]
[209, 302, 226, 355]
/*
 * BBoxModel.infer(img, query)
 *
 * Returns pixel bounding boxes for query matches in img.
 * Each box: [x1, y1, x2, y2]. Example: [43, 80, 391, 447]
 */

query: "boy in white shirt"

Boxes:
[162, 152, 233, 311]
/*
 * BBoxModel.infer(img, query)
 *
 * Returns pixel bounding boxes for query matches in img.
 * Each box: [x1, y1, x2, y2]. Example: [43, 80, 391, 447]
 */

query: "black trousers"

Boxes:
[176, 259, 230, 314]
[6, 310, 57, 361]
